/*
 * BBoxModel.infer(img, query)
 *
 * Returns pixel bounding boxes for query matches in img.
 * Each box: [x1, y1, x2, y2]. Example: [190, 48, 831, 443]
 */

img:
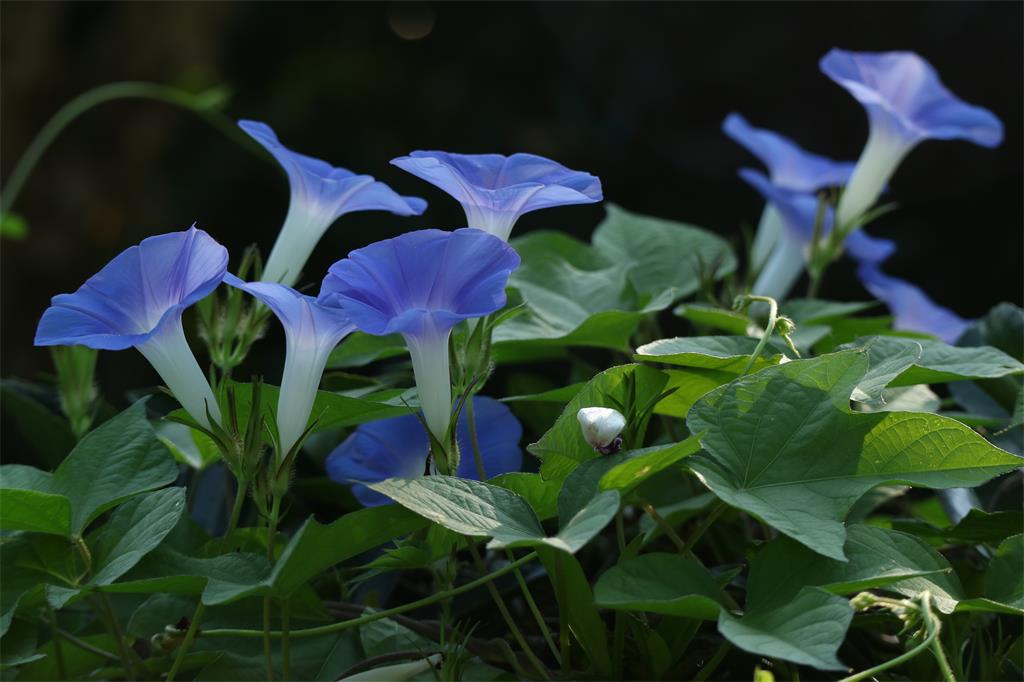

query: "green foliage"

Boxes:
[687, 350, 1020, 560]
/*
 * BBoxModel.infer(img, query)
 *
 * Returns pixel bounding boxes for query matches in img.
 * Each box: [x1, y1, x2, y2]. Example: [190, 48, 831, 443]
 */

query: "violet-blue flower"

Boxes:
[856, 264, 969, 344]
[224, 275, 355, 455]
[239, 120, 427, 286]
[318, 228, 520, 443]
[820, 49, 1004, 228]
[723, 113, 857, 270]
[35, 226, 227, 428]
[325, 396, 523, 507]
[390, 151, 602, 241]
[740, 169, 895, 300]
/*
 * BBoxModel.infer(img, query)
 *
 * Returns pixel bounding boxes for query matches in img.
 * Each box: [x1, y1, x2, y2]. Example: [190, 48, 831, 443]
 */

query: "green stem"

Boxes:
[736, 295, 779, 376]
[281, 599, 291, 682]
[613, 508, 627, 678]
[640, 499, 687, 553]
[841, 592, 944, 682]
[201, 551, 538, 639]
[46, 603, 68, 680]
[43, 620, 120, 663]
[684, 502, 726, 551]
[467, 544, 549, 680]
[263, 596, 275, 682]
[506, 549, 560, 664]
[166, 603, 204, 682]
[466, 396, 488, 481]
[1, 82, 253, 217]
[94, 594, 136, 681]
[931, 638, 957, 682]
[555, 552, 571, 675]
[168, 476, 248, 681]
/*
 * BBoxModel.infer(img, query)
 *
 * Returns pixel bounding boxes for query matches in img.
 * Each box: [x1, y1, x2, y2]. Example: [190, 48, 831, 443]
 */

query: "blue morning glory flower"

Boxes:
[223, 275, 355, 455]
[724, 113, 857, 270]
[390, 151, 602, 241]
[740, 169, 895, 300]
[239, 120, 427, 286]
[318, 228, 520, 443]
[820, 49, 1004, 228]
[723, 113, 856, 193]
[325, 396, 523, 506]
[35, 226, 227, 428]
[856, 264, 969, 344]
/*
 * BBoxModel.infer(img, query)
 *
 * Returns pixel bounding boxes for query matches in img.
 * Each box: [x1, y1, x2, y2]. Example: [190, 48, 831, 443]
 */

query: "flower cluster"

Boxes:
[35, 124, 601, 499]
[727, 49, 1002, 340]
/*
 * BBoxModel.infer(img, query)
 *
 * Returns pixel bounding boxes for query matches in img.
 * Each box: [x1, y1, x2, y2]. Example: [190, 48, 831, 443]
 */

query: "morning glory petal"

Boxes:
[844, 229, 896, 266]
[35, 226, 227, 427]
[391, 151, 602, 241]
[239, 120, 426, 286]
[820, 49, 1004, 228]
[722, 113, 856, 192]
[857, 264, 970, 344]
[224, 274, 355, 455]
[319, 228, 519, 441]
[326, 396, 522, 507]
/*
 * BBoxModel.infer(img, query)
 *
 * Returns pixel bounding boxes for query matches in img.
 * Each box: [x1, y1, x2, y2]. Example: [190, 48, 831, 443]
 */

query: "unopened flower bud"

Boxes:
[577, 407, 626, 454]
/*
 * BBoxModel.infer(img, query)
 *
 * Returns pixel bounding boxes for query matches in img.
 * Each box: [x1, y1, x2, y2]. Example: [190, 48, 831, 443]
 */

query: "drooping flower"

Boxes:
[723, 113, 857, 270]
[577, 407, 626, 454]
[239, 120, 427, 286]
[318, 228, 520, 443]
[223, 275, 355, 455]
[326, 396, 523, 506]
[740, 169, 895, 300]
[819, 49, 1004, 228]
[856, 263, 969, 344]
[35, 226, 227, 428]
[390, 151, 602, 241]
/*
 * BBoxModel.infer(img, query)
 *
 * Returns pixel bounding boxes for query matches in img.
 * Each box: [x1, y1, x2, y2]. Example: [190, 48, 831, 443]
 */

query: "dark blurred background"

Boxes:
[2, 1, 1022, 397]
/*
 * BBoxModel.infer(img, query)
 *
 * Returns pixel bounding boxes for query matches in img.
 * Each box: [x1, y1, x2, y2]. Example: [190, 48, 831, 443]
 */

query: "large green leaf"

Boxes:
[718, 587, 852, 671]
[593, 553, 730, 620]
[687, 351, 1022, 560]
[634, 336, 787, 372]
[958, 534, 1023, 615]
[102, 547, 268, 599]
[674, 304, 754, 336]
[745, 525, 965, 614]
[87, 487, 186, 586]
[591, 204, 736, 298]
[841, 336, 1024, 403]
[493, 205, 734, 353]
[0, 400, 176, 536]
[0, 489, 71, 536]
[528, 364, 668, 479]
[0, 380, 76, 468]
[653, 367, 738, 419]
[489, 472, 560, 520]
[598, 436, 703, 494]
[369, 476, 617, 555]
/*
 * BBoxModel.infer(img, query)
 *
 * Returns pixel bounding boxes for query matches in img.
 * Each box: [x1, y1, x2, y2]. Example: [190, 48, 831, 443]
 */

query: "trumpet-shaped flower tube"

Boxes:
[856, 264, 969, 344]
[224, 274, 355, 455]
[239, 121, 427, 286]
[723, 113, 857, 270]
[741, 169, 895, 301]
[390, 151, 602, 241]
[35, 226, 226, 428]
[326, 396, 522, 507]
[820, 49, 1004, 228]
[319, 228, 520, 442]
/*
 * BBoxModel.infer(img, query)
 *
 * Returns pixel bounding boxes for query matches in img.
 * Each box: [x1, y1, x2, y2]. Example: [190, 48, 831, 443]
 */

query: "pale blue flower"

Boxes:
[857, 264, 969, 344]
[35, 226, 227, 428]
[390, 151, 602, 241]
[326, 396, 523, 506]
[318, 228, 519, 441]
[741, 169, 895, 300]
[240, 120, 427, 286]
[820, 49, 1004, 228]
[724, 113, 857, 270]
[224, 275, 355, 455]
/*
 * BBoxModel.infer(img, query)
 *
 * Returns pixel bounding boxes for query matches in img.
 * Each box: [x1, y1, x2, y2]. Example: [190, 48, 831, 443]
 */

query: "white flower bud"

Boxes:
[577, 407, 626, 453]
[340, 653, 442, 681]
